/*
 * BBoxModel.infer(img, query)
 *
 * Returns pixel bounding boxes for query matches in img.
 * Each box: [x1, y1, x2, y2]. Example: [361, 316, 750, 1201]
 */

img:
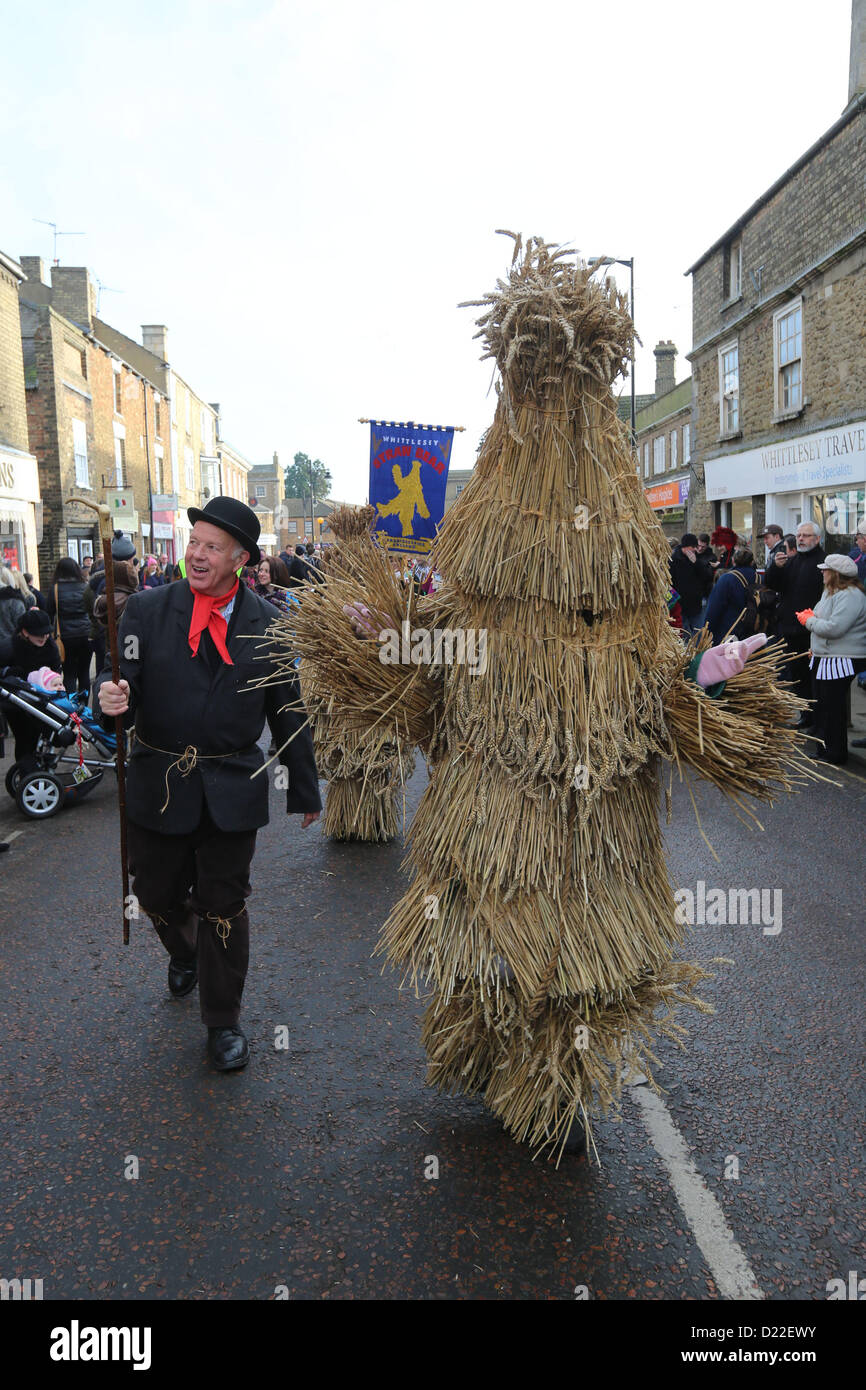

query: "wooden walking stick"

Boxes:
[68, 499, 131, 944]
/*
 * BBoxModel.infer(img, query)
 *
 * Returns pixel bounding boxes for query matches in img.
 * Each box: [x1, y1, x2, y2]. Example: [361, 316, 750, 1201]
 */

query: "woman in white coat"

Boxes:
[797, 553, 866, 764]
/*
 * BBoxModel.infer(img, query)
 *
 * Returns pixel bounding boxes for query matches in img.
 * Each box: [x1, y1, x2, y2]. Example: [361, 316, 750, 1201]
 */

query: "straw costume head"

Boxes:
[275, 233, 810, 1159]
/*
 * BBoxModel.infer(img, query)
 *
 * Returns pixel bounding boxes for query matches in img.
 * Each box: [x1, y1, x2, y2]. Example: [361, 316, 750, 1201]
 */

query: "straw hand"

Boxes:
[342, 601, 385, 640]
[695, 632, 767, 688]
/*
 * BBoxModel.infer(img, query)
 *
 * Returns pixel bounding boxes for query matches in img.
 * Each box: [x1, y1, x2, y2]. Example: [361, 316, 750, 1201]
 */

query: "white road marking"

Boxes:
[628, 1079, 765, 1300]
[3, 829, 23, 844]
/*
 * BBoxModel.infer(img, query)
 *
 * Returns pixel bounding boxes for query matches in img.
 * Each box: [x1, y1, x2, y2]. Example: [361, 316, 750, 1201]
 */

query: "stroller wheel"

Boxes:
[5, 762, 25, 798]
[16, 770, 64, 819]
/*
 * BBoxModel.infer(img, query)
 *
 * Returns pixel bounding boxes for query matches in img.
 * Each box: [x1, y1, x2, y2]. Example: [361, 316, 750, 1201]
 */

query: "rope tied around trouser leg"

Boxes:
[205, 906, 246, 950]
[141, 906, 168, 927]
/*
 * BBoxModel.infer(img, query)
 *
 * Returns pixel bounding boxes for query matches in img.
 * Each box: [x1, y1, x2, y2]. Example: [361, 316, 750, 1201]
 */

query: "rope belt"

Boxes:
[135, 736, 250, 814]
[205, 906, 246, 949]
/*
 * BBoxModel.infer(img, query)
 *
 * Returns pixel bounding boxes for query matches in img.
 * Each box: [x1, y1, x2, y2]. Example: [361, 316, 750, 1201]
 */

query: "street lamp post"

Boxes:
[588, 255, 635, 448]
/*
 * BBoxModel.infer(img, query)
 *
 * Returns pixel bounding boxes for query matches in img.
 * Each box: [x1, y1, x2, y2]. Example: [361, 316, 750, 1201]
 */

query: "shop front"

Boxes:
[644, 476, 691, 538]
[0, 446, 42, 581]
[151, 495, 179, 563]
[705, 420, 866, 556]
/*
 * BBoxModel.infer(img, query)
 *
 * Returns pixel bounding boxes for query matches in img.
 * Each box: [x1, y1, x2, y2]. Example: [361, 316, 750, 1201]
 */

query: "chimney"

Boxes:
[19, 255, 49, 286]
[850, 0, 866, 105]
[50, 266, 96, 328]
[141, 324, 169, 361]
[654, 340, 677, 398]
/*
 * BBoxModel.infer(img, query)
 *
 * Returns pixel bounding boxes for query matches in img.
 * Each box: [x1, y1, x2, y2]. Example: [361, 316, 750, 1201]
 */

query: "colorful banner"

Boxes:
[368, 421, 454, 555]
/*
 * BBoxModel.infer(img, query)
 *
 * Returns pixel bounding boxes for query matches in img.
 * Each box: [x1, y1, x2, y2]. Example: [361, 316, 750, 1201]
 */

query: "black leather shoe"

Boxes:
[168, 955, 198, 998]
[207, 1025, 250, 1071]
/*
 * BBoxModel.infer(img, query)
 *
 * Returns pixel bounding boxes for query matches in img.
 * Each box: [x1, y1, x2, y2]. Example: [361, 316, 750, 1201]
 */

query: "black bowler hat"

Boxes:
[20, 607, 52, 636]
[187, 496, 261, 565]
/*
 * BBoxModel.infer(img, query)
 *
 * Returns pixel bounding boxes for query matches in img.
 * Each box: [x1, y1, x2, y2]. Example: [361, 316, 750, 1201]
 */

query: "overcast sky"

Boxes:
[0, 0, 853, 502]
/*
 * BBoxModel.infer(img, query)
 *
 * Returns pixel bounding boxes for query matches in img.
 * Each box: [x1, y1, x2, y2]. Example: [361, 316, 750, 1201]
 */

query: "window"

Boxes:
[154, 400, 161, 437]
[643, 443, 649, 478]
[114, 436, 126, 487]
[154, 446, 164, 494]
[255, 485, 266, 498]
[72, 418, 89, 487]
[774, 300, 802, 414]
[811, 487, 865, 543]
[683, 423, 690, 462]
[170, 433, 179, 492]
[185, 392, 191, 434]
[184, 445, 195, 491]
[670, 429, 678, 471]
[719, 341, 739, 434]
[114, 369, 123, 414]
[725, 239, 742, 300]
[653, 435, 665, 474]
[454, 483, 464, 495]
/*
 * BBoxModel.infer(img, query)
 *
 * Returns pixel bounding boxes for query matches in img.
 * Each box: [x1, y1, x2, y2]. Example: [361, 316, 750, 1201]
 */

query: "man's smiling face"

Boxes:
[185, 522, 248, 596]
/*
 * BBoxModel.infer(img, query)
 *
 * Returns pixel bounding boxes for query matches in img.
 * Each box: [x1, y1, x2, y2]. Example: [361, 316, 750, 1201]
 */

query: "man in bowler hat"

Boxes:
[97, 497, 321, 1070]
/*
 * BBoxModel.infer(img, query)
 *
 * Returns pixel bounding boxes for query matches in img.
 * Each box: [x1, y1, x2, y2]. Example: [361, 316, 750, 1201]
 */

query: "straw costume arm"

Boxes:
[278, 538, 442, 752]
[660, 628, 810, 808]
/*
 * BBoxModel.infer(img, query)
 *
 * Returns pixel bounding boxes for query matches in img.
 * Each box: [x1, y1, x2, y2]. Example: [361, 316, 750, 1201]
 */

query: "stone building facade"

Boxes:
[685, 15, 866, 562]
[0, 251, 41, 577]
[16, 259, 259, 571]
[248, 453, 282, 552]
[18, 260, 176, 572]
[636, 342, 694, 540]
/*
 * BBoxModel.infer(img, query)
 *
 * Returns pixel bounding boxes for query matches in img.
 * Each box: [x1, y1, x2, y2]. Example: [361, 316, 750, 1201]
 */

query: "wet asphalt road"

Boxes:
[0, 735, 864, 1302]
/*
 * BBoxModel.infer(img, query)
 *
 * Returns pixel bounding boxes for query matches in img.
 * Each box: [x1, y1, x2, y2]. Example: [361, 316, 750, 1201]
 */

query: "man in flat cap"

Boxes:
[97, 497, 321, 1071]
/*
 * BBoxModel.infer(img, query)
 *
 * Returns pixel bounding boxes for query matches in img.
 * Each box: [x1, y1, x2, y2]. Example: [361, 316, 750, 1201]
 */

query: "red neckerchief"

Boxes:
[188, 577, 240, 665]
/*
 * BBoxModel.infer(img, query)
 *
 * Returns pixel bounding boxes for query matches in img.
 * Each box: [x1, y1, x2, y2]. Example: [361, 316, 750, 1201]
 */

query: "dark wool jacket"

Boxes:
[0, 587, 26, 642]
[94, 579, 321, 834]
[0, 631, 63, 677]
[48, 578, 91, 642]
[704, 565, 757, 644]
[669, 548, 713, 617]
[764, 545, 826, 636]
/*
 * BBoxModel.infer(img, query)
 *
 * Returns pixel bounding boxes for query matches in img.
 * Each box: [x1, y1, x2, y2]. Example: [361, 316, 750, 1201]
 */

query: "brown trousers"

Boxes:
[127, 810, 257, 1027]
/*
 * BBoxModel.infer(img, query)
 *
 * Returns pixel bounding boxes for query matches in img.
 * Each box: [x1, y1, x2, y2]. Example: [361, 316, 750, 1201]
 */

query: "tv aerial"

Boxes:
[33, 218, 85, 264]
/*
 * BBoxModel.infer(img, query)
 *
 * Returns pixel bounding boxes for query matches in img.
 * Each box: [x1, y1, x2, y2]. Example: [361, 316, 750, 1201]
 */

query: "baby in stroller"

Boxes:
[0, 608, 120, 817]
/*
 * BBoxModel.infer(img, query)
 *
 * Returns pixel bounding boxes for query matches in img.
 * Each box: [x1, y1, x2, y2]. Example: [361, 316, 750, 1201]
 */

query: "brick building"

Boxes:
[0, 251, 41, 577]
[444, 467, 472, 512]
[18, 259, 171, 574]
[685, 9, 866, 560]
[636, 342, 694, 539]
[166, 359, 218, 562]
[248, 453, 282, 552]
[16, 261, 257, 571]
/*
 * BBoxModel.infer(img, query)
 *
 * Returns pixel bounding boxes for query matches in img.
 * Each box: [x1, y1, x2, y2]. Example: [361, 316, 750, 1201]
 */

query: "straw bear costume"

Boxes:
[285, 235, 807, 1156]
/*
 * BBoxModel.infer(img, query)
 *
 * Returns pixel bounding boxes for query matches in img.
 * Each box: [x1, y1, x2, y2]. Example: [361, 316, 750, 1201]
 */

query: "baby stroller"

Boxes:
[0, 673, 123, 819]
